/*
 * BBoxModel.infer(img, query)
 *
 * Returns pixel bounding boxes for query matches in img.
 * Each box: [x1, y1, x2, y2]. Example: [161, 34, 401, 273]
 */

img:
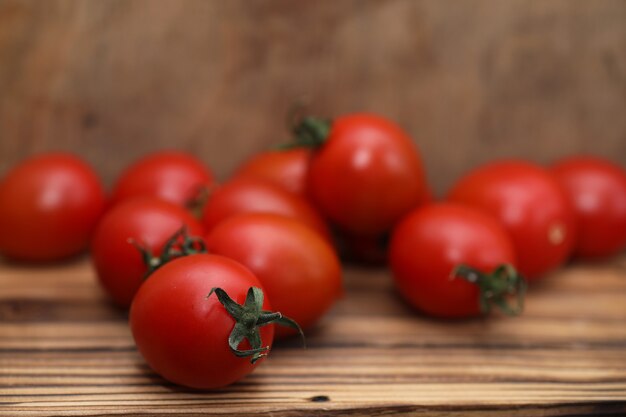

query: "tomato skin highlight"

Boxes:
[130, 254, 274, 389]
[233, 148, 312, 197]
[205, 213, 342, 337]
[389, 203, 517, 318]
[0, 153, 106, 262]
[551, 156, 626, 259]
[91, 197, 203, 308]
[111, 151, 214, 207]
[448, 160, 576, 280]
[307, 113, 426, 235]
[201, 177, 330, 240]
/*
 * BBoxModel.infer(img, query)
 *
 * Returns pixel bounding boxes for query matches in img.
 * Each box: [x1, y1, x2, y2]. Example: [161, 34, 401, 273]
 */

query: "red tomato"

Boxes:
[233, 148, 312, 197]
[201, 177, 330, 240]
[111, 151, 214, 207]
[130, 254, 276, 389]
[296, 113, 426, 235]
[551, 156, 626, 259]
[91, 197, 203, 307]
[205, 213, 342, 337]
[389, 203, 520, 318]
[448, 160, 576, 280]
[0, 153, 106, 262]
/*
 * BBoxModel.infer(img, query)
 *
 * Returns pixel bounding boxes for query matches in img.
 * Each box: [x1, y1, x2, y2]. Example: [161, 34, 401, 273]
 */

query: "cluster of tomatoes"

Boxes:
[1, 112, 625, 390]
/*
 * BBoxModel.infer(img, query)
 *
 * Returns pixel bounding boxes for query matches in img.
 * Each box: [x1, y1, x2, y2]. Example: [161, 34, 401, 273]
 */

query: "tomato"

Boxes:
[205, 213, 342, 337]
[0, 153, 106, 262]
[551, 156, 626, 259]
[91, 197, 204, 307]
[111, 151, 214, 207]
[233, 148, 312, 197]
[201, 177, 330, 240]
[130, 254, 283, 389]
[389, 203, 523, 318]
[447, 160, 577, 280]
[290, 113, 426, 235]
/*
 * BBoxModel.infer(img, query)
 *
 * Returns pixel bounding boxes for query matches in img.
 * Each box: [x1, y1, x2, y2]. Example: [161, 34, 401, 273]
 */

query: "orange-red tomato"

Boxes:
[448, 160, 576, 280]
[233, 148, 312, 197]
[0, 153, 106, 262]
[304, 113, 427, 235]
[91, 197, 204, 307]
[389, 203, 517, 318]
[130, 254, 274, 389]
[201, 177, 330, 240]
[205, 213, 342, 337]
[551, 156, 626, 259]
[111, 151, 214, 207]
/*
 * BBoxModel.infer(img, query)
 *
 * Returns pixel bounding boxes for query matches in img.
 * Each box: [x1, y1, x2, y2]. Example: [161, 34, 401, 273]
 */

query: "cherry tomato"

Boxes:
[448, 160, 576, 280]
[389, 203, 520, 318]
[292, 113, 426, 235]
[0, 153, 106, 262]
[111, 151, 214, 207]
[205, 213, 342, 337]
[91, 197, 203, 307]
[201, 177, 330, 240]
[551, 156, 626, 259]
[233, 148, 312, 197]
[130, 254, 275, 389]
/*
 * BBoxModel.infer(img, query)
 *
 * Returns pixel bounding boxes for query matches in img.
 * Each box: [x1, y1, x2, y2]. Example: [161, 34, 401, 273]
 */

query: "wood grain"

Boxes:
[0, 0, 625, 194]
[0, 257, 625, 416]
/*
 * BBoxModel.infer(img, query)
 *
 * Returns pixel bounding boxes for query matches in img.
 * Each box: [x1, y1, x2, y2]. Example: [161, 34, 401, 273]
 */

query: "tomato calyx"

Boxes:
[279, 116, 332, 150]
[452, 264, 527, 316]
[208, 287, 304, 363]
[130, 227, 207, 279]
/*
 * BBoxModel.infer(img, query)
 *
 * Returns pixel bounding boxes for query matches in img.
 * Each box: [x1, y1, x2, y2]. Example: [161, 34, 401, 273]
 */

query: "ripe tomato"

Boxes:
[448, 160, 577, 280]
[292, 113, 426, 235]
[551, 156, 626, 259]
[205, 213, 342, 337]
[110, 151, 214, 207]
[130, 254, 278, 389]
[0, 153, 106, 262]
[389, 203, 523, 318]
[91, 197, 203, 307]
[233, 148, 312, 197]
[201, 177, 330, 240]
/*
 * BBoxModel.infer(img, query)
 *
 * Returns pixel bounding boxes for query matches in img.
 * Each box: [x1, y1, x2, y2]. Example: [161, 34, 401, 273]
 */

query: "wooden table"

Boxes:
[1, 257, 625, 416]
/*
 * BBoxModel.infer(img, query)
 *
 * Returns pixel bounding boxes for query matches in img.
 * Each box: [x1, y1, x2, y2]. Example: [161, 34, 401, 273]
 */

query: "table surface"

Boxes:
[1, 256, 625, 416]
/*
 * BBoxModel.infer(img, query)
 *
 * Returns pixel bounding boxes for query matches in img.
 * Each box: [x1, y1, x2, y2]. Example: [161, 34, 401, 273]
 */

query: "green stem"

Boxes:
[452, 264, 527, 316]
[276, 116, 332, 150]
[208, 287, 305, 363]
[130, 227, 207, 280]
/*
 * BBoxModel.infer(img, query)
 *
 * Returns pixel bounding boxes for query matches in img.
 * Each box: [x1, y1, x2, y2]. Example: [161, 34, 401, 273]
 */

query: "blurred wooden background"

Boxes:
[0, 0, 625, 194]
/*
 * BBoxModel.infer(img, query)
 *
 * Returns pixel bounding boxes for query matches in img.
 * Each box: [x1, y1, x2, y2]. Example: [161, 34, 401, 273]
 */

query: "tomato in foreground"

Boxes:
[0, 153, 106, 262]
[233, 148, 312, 197]
[448, 160, 576, 280]
[130, 254, 282, 389]
[91, 197, 204, 307]
[288, 113, 427, 235]
[205, 213, 343, 337]
[201, 177, 330, 240]
[389, 203, 524, 318]
[110, 151, 214, 207]
[551, 156, 626, 259]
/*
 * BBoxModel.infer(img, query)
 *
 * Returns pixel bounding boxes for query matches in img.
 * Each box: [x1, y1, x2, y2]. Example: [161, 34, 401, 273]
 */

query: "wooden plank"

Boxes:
[0, 257, 625, 415]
